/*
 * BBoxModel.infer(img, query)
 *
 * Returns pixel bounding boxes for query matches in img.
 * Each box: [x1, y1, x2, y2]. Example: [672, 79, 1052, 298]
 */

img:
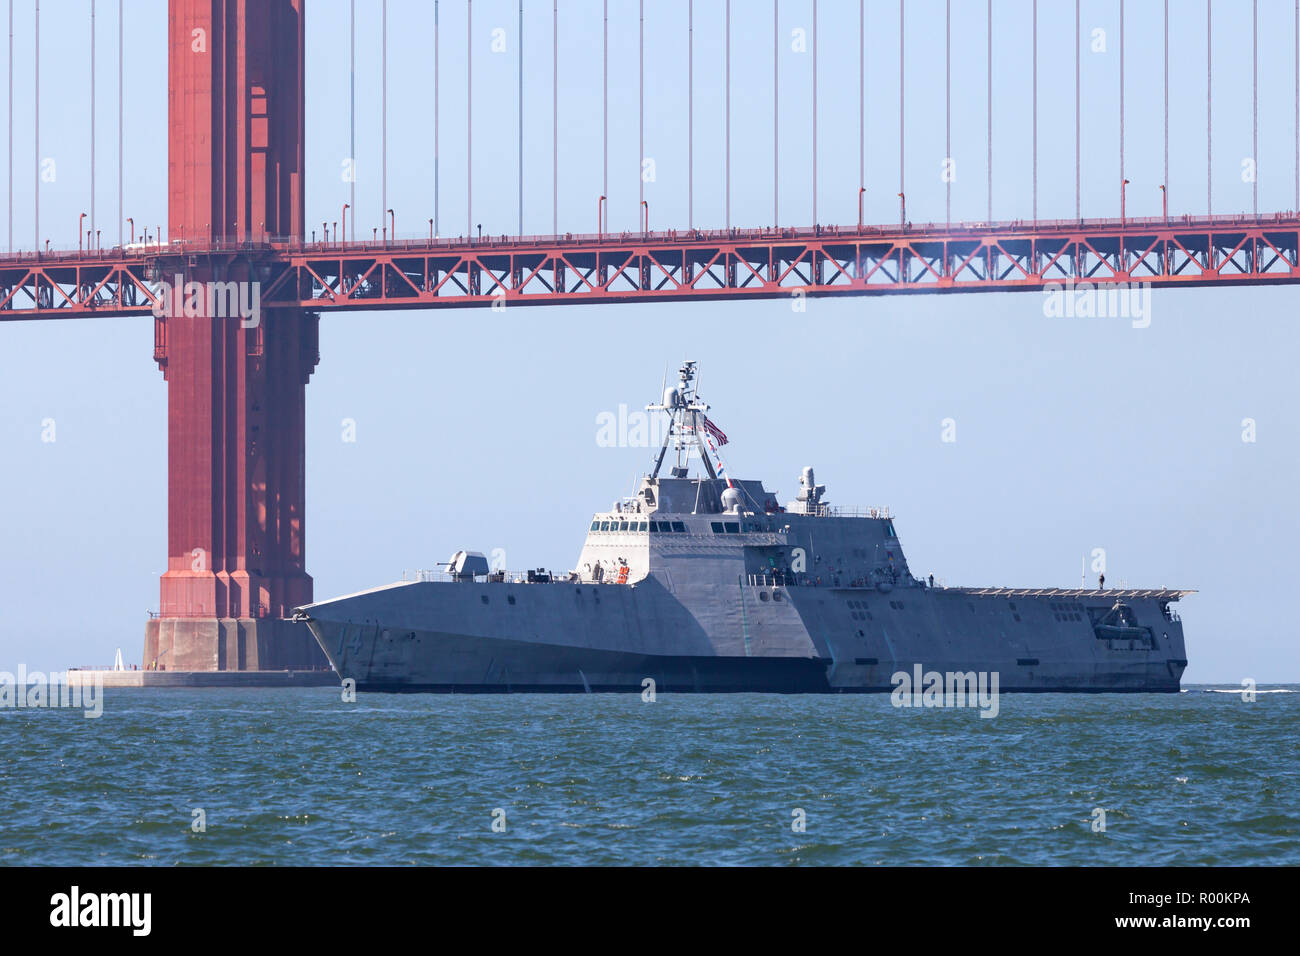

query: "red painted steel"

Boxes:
[154, 0, 315, 628]
[4, 213, 1300, 320]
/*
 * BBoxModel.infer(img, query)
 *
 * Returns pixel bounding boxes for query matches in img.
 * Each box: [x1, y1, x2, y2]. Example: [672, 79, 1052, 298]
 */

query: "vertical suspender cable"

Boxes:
[945, 0, 950, 227]
[1076, 0, 1080, 220]
[604, 0, 608, 210]
[640, 0, 645, 225]
[987, 0, 992, 224]
[8, 0, 13, 252]
[433, 0, 439, 237]
[773, 0, 777, 228]
[1164, 0, 1169, 208]
[1207, 0, 1212, 215]
[1119, 0, 1125, 204]
[1253, 0, 1258, 216]
[382, 0, 387, 235]
[860, 0, 864, 203]
[350, 0, 355, 239]
[1295, 0, 1299, 211]
[725, 2, 734, 230]
[468, 0, 473, 238]
[552, 0, 557, 235]
[688, 0, 693, 230]
[899, 0, 903, 225]
[1032, 0, 1037, 222]
[518, 0, 523, 235]
[811, 0, 815, 227]
[117, 0, 122, 245]
[34, 0, 38, 251]
[91, 0, 95, 242]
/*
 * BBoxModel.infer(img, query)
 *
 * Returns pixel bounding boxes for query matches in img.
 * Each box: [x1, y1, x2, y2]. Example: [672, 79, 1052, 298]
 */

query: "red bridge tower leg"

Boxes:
[144, 0, 325, 671]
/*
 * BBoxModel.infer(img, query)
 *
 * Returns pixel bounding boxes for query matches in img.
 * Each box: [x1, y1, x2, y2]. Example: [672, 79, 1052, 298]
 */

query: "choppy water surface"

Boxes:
[1, 686, 1296, 865]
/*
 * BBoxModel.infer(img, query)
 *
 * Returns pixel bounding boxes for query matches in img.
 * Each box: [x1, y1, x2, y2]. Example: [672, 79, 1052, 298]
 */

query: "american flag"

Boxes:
[701, 416, 729, 447]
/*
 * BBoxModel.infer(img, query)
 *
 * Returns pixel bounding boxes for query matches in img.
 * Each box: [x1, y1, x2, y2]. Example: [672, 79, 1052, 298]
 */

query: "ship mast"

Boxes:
[647, 361, 717, 480]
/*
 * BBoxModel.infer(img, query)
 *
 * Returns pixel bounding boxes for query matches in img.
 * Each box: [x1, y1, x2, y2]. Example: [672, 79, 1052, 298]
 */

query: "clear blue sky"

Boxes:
[2, 0, 1298, 682]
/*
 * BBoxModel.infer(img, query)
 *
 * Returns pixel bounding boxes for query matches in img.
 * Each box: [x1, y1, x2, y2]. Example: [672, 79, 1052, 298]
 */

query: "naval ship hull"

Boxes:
[297, 577, 1189, 694]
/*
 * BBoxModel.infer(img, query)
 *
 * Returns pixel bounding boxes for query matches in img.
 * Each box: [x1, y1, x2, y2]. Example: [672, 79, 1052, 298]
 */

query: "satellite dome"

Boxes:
[664, 386, 681, 408]
[721, 487, 743, 513]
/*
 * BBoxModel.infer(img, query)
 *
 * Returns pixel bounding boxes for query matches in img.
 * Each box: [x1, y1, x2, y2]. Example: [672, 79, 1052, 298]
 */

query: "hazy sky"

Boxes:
[2, 1, 1297, 682]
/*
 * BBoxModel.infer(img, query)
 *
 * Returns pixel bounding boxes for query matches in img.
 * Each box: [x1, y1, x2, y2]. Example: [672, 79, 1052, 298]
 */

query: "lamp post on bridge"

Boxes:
[641, 200, 649, 237]
[342, 203, 349, 244]
[859, 188, 866, 232]
[1121, 179, 1130, 227]
[388, 209, 395, 244]
[898, 193, 906, 228]
[126, 218, 133, 245]
[1159, 184, 1167, 224]
[598, 195, 606, 237]
[79, 213, 87, 253]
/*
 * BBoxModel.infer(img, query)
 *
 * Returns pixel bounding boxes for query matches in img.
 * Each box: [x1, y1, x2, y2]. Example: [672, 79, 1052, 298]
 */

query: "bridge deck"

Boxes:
[3, 213, 1299, 321]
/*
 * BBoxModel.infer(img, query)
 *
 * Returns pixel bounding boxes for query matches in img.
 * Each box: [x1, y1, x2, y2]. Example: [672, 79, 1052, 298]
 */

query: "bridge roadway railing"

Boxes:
[5, 211, 1300, 319]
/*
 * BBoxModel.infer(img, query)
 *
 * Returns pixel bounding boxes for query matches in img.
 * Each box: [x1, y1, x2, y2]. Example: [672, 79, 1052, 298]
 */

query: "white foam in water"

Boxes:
[1202, 688, 1295, 694]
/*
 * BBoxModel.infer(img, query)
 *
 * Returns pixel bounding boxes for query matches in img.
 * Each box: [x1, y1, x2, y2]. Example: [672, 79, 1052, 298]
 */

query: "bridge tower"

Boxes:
[143, 0, 325, 671]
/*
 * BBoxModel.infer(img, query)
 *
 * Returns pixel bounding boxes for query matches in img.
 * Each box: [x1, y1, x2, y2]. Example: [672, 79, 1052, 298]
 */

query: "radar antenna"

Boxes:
[646, 360, 717, 480]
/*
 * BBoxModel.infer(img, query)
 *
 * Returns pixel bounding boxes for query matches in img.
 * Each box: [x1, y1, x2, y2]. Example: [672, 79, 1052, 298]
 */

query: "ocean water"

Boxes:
[1, 686, 1296, 866]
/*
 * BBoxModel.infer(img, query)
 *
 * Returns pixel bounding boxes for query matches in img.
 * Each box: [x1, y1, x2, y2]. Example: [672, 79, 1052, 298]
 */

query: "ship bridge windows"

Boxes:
[587, 519, 689, 534]
[590, 518, 703, 533]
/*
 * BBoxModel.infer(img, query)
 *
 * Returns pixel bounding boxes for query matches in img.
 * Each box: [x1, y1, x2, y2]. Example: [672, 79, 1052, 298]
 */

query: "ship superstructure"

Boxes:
[295, 361, 1191, 692]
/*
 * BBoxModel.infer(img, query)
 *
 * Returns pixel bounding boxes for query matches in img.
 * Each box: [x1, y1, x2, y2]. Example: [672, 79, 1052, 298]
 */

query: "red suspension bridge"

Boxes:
[1, 0, 1297, 672]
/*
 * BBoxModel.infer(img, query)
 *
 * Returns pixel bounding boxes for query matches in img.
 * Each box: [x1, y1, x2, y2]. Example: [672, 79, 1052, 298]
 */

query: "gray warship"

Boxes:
[295, 361, 1191, 693]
